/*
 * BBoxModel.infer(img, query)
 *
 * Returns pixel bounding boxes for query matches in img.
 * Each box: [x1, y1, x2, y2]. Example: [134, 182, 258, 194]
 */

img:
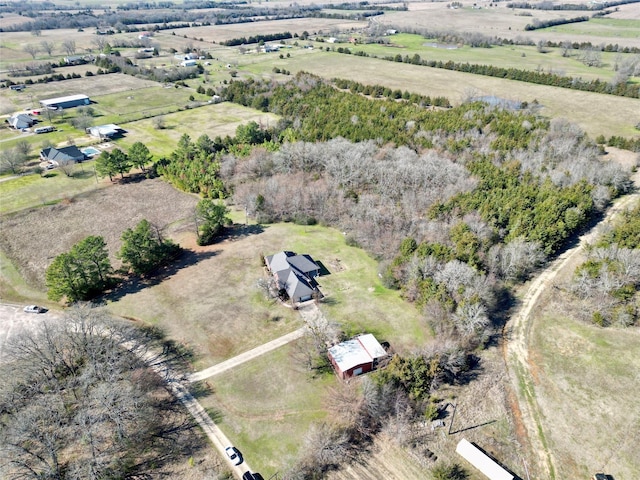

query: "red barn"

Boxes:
[328, 334, 387, 380]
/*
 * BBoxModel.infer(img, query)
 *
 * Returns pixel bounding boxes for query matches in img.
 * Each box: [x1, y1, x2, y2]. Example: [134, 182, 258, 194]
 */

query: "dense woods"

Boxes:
[0, 306, 206, 479]
[571, 200, 640, 326]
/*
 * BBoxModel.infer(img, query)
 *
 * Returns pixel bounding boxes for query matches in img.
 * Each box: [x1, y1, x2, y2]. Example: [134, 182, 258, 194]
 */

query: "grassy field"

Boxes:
[254, 50, 640, 138]
[531, 312, 640, 479]
[341, 33, 629, 82]
[0, 165, 103, 215]
[114, 102, 280, 156]
[197, 344, 334, 476]
[545, 17, 640, 39]
[0, 178, 199, 287]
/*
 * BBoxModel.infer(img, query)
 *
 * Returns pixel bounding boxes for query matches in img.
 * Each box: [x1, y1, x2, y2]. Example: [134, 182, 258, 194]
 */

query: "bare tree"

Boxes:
[62, 39, 77, 56]
[40, 40, 55, 56]
[23, 44, 39, 59]
[91, 36, 108, 52]
[0, 147, 27, 174]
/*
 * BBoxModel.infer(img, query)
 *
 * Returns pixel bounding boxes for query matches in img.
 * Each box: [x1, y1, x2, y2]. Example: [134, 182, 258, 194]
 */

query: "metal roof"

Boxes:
[456, 439, 514, 480]
[40, 94, 89, 106]
[328, 334, 386, 372]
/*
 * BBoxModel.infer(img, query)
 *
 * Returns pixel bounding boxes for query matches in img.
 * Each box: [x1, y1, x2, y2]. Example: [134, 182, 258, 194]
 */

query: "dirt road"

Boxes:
[504, 170, 640, 479]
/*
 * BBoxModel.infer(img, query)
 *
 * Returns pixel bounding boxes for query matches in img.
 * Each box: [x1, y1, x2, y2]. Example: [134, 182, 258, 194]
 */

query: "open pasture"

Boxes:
[272, 50, 640, 138]
[544, 17, 640, 39]
[115, 102, 280, 156]
[158, 17, 367, 44]
[345, 33, 627, 82]
[378, 2, 640, 49]
[0, 177, 199, 288]
[90, 84, 198, 125]
[0, 73, 161, 112]
[531, 312, 640, 479]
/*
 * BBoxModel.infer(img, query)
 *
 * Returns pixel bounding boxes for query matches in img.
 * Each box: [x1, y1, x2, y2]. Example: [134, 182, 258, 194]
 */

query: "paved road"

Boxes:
[190, 326, 307, 382]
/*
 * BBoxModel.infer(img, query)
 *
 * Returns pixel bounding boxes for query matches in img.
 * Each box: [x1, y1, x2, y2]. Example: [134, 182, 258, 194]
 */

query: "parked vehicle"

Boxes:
[34, 125, 55, 134]
[23, 305, 46, 313]
[243, 472, 264, 480]
[225, 446, 243, 465]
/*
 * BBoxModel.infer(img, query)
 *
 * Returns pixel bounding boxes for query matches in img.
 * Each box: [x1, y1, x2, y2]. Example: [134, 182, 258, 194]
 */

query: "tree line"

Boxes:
[524, 15, 589, 31]
[334, 48, 640, 98]
[221, 31, 293, 46]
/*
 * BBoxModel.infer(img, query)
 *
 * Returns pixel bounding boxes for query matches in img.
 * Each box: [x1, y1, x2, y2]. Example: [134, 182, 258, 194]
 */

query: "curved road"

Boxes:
[504, 174, 640, 479]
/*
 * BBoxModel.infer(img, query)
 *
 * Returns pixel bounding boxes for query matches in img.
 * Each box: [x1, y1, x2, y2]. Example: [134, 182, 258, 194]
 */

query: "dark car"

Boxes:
[243, 472, 264, 480]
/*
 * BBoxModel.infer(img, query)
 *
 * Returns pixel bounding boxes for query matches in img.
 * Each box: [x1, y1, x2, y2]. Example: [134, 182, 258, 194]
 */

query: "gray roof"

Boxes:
[287, 254, 319, 275]
[284, 269, 316, 301]
[41, 146, 84, 163]
[8, 113, 34, 129]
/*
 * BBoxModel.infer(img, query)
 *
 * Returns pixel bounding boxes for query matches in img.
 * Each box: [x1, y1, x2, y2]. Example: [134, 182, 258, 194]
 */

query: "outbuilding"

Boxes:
[456, 439, 514, 480]
[328, 334, 388, 380]
[40, 94, 90, 110]
[87, 124, 125, 139]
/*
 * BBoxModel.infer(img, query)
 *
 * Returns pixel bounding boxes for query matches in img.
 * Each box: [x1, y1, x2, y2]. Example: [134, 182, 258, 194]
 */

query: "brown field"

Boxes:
[528, 260, 640, 480]
[0, 73, 161, 113]
[163, 17, 367, 43]
[380, 2, 640, 48]
[278, 51, 640, 138]
[0, 177, 199, 288]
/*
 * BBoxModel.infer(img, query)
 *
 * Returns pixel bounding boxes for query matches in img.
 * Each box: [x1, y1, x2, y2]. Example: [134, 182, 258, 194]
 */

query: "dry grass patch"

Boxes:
[0, 178, 199, 287]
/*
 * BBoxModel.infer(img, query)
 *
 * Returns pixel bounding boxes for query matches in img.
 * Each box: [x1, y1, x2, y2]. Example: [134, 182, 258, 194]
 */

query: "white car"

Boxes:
[225, 446, 243, 465]
[23, 305, 46, 313]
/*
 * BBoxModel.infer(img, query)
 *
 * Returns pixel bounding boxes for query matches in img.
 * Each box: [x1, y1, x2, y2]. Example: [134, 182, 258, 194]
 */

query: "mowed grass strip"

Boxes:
[198, 344, 334, 477]
[531, 314, 640, 480]
[271, 50, 640, 138]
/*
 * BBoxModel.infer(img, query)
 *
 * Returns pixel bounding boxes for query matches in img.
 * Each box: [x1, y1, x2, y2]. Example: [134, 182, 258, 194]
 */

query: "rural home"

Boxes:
[456, 439, 514, 480]
[87, 124, 125, 139]
[40, 94, 90, 110]
[180, 59, 197, 67]
[328, 334, 388, 380]
[40, 146, 85, 164]
[7, 113, 35, 130]
[265, 251, 321, 303]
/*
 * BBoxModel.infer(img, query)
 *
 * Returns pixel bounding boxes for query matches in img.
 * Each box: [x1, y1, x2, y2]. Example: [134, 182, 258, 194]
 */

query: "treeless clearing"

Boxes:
[0, 178, 199, 287]
[531, 299, 640, 479]
[165, 17, 367, 43]
[379, 2, 640, 48]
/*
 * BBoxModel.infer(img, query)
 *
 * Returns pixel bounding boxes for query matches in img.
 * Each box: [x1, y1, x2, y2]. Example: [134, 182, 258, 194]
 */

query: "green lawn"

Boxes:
[198, 344, 334, 476]
[545, 17, 640, 39]
[114, 102, 280, 156]
[0, 165, 104, 215]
